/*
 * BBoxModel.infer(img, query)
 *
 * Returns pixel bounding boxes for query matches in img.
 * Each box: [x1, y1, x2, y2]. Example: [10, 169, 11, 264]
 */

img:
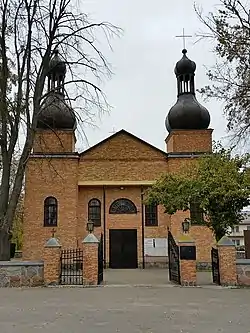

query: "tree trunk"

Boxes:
[0, 229, 10, 261]
[215, 229, 226, 242]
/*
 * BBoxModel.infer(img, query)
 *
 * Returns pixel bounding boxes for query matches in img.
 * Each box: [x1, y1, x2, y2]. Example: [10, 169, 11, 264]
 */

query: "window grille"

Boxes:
[109, 198, 137, 214]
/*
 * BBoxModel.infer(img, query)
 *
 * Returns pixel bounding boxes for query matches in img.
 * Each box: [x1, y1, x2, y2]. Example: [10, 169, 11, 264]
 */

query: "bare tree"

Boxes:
[194, 0, 250, 146]
[0, 0, 120, 260]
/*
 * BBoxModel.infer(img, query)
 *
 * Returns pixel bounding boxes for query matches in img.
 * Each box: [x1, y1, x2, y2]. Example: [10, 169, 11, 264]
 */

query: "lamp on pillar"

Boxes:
[182, 218, 190, 234]
[86, 220, 94, 234]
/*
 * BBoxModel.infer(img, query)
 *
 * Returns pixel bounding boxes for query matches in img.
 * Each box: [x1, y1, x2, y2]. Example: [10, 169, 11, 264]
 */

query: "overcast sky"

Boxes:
[76, 0, 227, 152]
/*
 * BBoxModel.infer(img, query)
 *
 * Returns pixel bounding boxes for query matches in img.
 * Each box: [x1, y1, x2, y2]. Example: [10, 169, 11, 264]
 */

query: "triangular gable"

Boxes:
[79, 129, 167, 160]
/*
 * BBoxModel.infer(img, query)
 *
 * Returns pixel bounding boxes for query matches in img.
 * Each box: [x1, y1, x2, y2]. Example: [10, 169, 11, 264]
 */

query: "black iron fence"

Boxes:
[98, 233, 104, 285]
[168, 231, 181, 285]
[60, 248, 83, 285]
[211, 247, 220, 285]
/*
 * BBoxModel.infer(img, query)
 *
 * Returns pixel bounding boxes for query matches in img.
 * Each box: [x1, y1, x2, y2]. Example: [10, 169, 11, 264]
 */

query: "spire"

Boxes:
[36, 49, 76, 130]
[165, 49, 210, 132]
[47, 49, 66, 95]
[175, 49, 196, 96]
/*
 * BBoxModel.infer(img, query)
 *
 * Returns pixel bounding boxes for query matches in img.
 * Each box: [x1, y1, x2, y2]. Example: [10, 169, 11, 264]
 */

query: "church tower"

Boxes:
[33, 50, 76, 153]
[165, 49, 213, 153]
[23, 50, 79, 260]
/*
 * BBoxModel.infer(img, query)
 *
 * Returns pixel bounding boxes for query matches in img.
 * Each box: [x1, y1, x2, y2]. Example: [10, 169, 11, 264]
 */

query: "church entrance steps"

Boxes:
[104, 268, 170, 285]
[103, 269, 213, 286]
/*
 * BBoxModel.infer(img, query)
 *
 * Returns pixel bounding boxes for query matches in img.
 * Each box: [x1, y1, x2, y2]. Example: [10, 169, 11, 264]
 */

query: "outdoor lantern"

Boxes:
[182, 219, 190, 234]
[86, 220, 94, 233]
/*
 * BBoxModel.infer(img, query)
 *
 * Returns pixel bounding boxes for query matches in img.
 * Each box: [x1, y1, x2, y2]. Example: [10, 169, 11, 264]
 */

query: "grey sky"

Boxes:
[77, 0, 227, 152]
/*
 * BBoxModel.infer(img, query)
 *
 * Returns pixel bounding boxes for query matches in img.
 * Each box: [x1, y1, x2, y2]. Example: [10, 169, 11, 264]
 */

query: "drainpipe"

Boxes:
[103, 185, 106, 268]
[141, 186, 145, 269]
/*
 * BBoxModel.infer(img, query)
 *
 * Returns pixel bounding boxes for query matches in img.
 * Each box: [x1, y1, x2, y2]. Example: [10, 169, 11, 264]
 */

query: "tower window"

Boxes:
[145, 204, 158, 226]
[190, 201, 204, 224]
[109, 198, 137, 214]
[88, 199, 101, 227]
[44, 196, 58, 227]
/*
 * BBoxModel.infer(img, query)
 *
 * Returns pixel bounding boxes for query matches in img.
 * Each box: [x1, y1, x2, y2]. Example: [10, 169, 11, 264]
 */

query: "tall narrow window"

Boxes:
[145, 204, 158, 226]
[44, 196, 58, 227]
[109, 198, 137, 214]
[88, 199, 101, 227]
[190, 200, 204, 224]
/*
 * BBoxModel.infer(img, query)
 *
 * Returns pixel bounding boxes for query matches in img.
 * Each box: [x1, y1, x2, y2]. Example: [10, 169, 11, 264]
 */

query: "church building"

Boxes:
[23, 49, 215, 269]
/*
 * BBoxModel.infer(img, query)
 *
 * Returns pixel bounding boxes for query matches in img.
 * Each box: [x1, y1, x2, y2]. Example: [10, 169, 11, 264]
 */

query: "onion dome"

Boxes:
[175, 49, 196, 76]
[37, 93, 76, 130]
[165, 49, 210, 132]
[37, 49, 76, 130]
[48, 49, 66, 77]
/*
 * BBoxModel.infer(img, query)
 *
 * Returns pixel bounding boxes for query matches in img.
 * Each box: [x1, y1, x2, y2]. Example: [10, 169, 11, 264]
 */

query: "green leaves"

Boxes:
[146, 147, 250, 241]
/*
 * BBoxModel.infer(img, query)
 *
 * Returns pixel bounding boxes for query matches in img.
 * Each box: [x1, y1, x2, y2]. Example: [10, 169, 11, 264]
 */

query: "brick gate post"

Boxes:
[178, 235, 197, 286]
[82, 233, 99, 286]
[217, 236, 237, 286]
[43, 237, 61, 285]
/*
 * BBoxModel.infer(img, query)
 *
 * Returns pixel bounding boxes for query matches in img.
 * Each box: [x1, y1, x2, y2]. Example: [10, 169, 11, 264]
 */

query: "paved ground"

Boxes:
[1, 284, 250, 333]
[104, 269, 213, 286]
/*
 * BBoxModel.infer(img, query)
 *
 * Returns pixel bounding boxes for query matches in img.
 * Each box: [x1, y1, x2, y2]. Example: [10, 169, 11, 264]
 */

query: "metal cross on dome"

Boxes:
[109, 127, 116, 135]
[175, 28, 192, 50]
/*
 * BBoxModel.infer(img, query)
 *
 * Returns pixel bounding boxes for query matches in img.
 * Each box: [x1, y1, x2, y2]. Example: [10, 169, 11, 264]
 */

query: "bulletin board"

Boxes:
[144, 238, 167, 256]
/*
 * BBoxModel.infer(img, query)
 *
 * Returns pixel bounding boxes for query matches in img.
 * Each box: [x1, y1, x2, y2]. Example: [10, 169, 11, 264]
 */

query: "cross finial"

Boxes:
[175, 28, 192, 50]
[51, 228, 56, 238]
[109, 127, 116, 135]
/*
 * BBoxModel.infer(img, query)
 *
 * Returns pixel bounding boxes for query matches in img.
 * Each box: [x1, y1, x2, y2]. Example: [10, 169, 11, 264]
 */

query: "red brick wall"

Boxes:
[33, 130, 76, 153]
[23, 156, 79, 260]
[82, 242, 99, 285]
[166, 129, 213, 153]
[218, 246, 237, 286]
[79, 132, 168, 182]
[78, 186, 170, 267]
[23, 129, 214, 266]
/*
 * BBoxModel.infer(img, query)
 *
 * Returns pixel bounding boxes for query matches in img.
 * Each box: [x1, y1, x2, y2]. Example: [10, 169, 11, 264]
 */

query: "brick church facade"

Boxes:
[23, 49, 216, 268]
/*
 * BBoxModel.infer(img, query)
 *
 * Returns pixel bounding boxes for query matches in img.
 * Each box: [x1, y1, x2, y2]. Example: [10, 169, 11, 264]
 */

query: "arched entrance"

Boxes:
[109, 198, 138, 268]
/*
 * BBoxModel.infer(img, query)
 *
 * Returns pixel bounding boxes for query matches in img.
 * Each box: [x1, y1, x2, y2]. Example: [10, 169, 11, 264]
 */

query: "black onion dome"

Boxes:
[166, 94, 210, 132]
[166, 49, 211, 132]
[48, 49, 66, 76]
[37, 93, 76, 130]
[175, 49, 196, 76]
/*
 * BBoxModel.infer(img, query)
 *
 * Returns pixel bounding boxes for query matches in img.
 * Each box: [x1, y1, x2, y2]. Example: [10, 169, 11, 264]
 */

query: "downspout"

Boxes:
[103, 185, 106, 268]
[141, 186, 145, 269]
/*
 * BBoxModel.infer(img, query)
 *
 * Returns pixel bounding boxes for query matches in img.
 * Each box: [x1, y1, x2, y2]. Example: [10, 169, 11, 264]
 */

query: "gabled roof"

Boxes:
[79, 129, 167, 157]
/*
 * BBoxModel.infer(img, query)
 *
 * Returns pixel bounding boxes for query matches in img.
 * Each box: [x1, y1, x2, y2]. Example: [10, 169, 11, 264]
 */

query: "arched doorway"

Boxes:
[109, 198, 138, 268]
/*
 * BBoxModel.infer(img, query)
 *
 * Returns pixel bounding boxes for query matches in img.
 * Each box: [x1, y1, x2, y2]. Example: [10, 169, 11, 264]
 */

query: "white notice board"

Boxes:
[144, 238, 167, 256]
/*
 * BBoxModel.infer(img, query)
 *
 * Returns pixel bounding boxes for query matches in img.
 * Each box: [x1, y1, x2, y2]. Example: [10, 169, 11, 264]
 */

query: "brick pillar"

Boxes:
[217, 236, 237, 286]
[43, 237, 61, 285]
[178, 235, 197, 286]
[82, 233, 99, 286]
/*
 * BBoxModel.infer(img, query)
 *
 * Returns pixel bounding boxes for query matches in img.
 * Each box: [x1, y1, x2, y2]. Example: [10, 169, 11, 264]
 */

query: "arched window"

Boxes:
[88, 199, 101, 227]
[44, 196, 58, 227]
[109, 198, 137, 214]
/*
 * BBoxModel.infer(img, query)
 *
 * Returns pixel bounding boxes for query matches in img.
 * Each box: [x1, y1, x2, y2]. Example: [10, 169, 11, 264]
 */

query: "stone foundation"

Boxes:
[144, 256, 168, 268]
[0, 261, 44, 287]
[196, 262, 212, 271]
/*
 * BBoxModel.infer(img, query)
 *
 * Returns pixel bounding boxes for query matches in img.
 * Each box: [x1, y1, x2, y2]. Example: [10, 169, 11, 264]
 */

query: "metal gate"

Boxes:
[60, 248, 83, 285]
[168, 230, 181, 284]
[98, 233, 104, 284]
[211, 247, 220, 285]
